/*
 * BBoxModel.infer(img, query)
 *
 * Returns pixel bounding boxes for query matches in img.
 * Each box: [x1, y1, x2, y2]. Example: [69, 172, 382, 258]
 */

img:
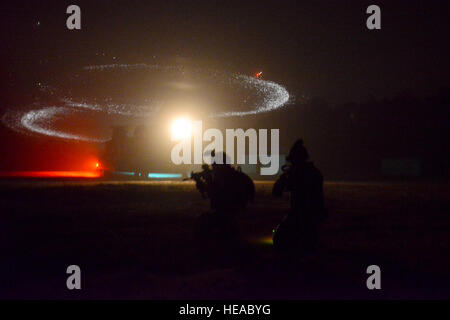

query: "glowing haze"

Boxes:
[3, 64, 290, 142]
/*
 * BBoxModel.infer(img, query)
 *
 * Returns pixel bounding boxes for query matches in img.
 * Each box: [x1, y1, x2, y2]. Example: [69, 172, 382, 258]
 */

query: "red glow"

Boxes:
[0, 171, 103, 178]
[254, 71, 263, 79]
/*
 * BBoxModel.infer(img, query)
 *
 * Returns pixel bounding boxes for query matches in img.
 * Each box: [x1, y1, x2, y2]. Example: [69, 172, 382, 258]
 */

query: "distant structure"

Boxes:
[102, 125, 286, 180]
[103, 125, 155, 178]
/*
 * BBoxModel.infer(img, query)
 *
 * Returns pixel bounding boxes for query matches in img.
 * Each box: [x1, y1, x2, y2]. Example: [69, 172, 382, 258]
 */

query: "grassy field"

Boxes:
[0, 180, 448, 299]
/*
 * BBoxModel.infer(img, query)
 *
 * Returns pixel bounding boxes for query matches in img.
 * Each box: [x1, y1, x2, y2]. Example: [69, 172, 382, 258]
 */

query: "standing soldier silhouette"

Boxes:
[194, 150, 254, 244]
[272, 139, 326, 257]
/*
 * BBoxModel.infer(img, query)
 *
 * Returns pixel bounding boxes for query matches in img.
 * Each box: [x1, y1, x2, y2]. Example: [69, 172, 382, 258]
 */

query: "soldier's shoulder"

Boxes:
[309, 163, 323, 180]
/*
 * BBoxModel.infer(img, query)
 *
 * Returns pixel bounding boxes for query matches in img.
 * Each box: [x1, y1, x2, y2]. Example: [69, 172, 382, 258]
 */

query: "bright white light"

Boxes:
[171, 117, 192, 141]
[3, 64, 292, 142]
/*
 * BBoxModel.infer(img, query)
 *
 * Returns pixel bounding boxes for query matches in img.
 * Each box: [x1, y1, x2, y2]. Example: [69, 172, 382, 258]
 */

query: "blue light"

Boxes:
[111, 171, 182, 179]
[148, 173, 183, 179]
[114, 171, 135, 176]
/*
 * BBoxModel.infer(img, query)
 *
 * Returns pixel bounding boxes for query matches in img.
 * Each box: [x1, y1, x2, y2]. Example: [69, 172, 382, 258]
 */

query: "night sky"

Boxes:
[0, 0, 448, 176]
[1, 0, 448, 101]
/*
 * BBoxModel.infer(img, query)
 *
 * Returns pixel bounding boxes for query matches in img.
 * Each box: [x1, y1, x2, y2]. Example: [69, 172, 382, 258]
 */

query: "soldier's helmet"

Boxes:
[210, 150, 231, 166]
[286, 139, 309, 164]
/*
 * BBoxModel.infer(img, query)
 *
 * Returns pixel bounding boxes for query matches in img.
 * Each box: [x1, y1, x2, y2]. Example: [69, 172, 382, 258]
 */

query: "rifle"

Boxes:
[183, 171, 202, 182]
